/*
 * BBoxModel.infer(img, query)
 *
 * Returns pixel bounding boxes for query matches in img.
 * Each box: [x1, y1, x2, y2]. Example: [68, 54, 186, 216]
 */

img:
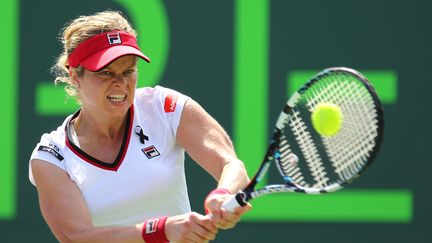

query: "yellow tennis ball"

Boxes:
[311, 103, 343, 137]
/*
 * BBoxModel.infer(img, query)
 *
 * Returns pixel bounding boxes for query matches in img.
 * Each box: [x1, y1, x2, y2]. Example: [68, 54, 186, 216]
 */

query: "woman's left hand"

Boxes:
[204, 192, 252, 229]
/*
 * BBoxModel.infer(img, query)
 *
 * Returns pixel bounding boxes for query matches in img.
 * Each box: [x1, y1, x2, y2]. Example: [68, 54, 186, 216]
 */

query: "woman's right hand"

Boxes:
[165, 212, 218, 243]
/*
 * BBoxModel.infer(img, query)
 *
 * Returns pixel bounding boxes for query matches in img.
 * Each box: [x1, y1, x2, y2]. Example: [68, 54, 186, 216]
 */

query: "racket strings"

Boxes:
[298, 73, 380, 184]
[276, 137, 306, 185]
[283, 77, 340, 187]
[284, 110, 330, 188]
[323, 74, 379, 180]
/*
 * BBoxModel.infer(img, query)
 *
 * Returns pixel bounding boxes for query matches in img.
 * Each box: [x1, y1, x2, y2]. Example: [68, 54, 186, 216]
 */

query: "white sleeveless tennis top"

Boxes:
[29, 85, 192, 226]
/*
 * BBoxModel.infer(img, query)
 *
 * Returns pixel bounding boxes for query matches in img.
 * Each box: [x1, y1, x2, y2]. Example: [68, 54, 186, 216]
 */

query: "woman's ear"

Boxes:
[69, 68, 81, 88]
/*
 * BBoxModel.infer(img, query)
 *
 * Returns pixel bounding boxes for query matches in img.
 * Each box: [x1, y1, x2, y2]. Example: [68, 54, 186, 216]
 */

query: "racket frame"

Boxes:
[223, 67, 384, 210]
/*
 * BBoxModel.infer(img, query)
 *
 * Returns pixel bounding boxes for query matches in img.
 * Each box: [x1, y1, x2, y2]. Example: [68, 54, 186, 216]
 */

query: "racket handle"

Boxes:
[221, 191, 247, 212]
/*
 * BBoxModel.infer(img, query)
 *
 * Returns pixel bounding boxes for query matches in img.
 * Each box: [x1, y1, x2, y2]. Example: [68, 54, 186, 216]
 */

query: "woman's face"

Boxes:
[75, 55, 138, 118]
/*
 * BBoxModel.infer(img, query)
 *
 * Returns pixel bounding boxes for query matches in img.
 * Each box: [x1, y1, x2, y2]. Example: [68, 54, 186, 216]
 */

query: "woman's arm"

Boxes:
[31, 159, 143, 243]
[177, 99, 249, 191]
[31, 159, 217, 243]
[176, 99, 252, 228]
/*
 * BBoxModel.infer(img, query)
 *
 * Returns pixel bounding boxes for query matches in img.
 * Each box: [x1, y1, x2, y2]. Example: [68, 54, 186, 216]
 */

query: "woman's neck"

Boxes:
[73, 108, 127, 142]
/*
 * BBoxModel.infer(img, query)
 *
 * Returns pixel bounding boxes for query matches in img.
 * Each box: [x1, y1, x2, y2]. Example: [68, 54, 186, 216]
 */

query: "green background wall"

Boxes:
[0, 0, 430, 242]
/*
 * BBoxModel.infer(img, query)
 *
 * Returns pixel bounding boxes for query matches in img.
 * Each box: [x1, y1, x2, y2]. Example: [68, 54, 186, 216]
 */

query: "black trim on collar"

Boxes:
[65, 106, 134, 171]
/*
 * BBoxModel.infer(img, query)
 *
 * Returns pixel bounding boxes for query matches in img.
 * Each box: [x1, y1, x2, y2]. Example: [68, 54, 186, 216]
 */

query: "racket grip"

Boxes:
[221, 191, 247, 212]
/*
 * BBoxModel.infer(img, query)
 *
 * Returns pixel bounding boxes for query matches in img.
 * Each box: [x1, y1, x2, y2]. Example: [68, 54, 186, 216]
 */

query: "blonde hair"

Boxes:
[52, 10, 137, 100]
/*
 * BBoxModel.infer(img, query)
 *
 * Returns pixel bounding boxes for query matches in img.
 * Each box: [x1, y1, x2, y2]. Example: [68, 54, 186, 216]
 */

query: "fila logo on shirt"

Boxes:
[106, 33, 122, 44]
[142, 145, 160, 159]
[135, 125, 161, 159]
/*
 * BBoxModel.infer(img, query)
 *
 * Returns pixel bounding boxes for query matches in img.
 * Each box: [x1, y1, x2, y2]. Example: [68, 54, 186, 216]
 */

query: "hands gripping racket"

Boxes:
[223, 67, 384, 211]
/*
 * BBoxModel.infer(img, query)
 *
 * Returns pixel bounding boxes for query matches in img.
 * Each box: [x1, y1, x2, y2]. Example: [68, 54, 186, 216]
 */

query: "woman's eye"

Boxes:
[98, 71, 112, 76]
[124, 69, 135, 75]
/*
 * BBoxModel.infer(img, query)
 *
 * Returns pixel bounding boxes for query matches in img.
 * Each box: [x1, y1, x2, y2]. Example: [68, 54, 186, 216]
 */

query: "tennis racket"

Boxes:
[223, 67, 384, 211]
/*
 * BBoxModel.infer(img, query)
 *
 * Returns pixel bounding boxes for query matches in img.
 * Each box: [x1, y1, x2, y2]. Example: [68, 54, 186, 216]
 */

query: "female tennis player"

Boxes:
[29, 10, 251, 243]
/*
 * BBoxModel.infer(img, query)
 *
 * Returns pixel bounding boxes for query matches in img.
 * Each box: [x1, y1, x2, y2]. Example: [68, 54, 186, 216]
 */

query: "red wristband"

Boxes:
[142, 216, 169, 243]
[204, 188, 230, 214]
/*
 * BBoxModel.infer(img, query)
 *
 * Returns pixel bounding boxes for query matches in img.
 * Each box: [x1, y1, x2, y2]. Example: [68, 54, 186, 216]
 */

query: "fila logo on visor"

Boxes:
[106, 33, 122, 44]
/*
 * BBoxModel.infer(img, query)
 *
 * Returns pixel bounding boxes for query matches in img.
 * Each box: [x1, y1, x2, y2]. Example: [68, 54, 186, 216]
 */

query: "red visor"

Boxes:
[68, 31, 150, 71]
